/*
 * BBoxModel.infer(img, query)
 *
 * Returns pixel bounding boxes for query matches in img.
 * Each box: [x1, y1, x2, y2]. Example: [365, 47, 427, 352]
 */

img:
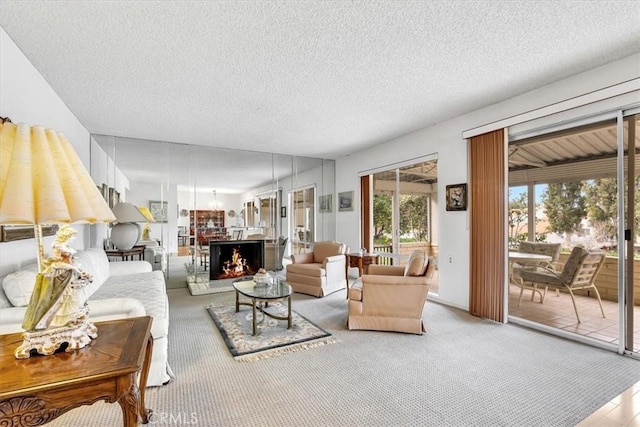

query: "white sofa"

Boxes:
[0, 248, 173, 387]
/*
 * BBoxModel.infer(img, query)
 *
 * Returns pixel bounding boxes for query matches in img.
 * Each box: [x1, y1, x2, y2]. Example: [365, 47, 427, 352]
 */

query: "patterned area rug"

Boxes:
[206, 302, 336, 361]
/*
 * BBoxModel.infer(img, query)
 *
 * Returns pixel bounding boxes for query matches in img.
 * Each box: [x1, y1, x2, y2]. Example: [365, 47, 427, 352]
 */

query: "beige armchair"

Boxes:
[247, 234, 288, 271]
[285, 241, 348, 297]
[137, 239, 166, 273]
[348, 251, 435, 334]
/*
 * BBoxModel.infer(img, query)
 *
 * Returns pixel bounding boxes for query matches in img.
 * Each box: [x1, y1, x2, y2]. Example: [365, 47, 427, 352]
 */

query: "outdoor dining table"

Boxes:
[508, 251, 553, 303]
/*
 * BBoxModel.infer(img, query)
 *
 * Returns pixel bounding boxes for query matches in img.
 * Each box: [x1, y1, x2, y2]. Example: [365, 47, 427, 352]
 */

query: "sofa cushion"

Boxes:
[74, 248, 110, 290]
[2, 264, 39, 307]
[90, 270, 168, 338]
[404, 250, 427, 277]
[286, 263, 325, 277]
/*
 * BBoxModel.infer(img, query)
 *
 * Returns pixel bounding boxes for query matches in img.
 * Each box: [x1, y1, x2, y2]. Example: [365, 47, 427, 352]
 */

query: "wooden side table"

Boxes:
[105, 245, 146, 261]
[0, 316, 154, 427]
[346, 253, 380, 280]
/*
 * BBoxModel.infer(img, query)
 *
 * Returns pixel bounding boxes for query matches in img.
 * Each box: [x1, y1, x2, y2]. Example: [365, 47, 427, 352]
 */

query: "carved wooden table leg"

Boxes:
[118, 375, 140, 427]
[138, 335, 154, 423]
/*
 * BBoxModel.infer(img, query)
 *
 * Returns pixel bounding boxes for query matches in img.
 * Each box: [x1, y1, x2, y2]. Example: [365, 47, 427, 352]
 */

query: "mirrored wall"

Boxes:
[90, 135, 336, 278]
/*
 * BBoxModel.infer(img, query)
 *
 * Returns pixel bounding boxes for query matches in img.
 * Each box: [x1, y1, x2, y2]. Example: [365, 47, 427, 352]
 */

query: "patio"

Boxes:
[508, 283, 640, 352]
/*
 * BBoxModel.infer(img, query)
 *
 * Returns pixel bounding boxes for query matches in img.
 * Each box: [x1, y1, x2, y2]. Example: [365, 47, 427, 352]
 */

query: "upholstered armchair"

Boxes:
[247, 234, 288, 271]
[285, 241, 348, 297]
[138, 239, 167, 272]
[265, 236, 288, 271]
[348, 251, 435, 335]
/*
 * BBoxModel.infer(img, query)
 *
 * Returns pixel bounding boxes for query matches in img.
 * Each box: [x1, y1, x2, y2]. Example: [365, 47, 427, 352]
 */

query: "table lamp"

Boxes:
[110, 202, 148, 250]
[0, 118, 116, 358]
[137, 206, 155, 240]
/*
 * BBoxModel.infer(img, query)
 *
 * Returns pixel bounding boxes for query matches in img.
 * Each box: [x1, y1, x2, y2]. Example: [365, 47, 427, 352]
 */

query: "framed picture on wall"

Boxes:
[338, 191, 354, 212]
[319, 194, 332, 213]
[149, 200, 168, 222]
[446, 183, 467, 211]
[108, 187, 120, 208]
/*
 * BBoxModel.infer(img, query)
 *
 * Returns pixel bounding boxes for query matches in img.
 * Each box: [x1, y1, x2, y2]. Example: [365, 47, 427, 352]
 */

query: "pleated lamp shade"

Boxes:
[0, 121, 116, 225]
[137, 206, 155, 240]
[137, 206, 155, 222]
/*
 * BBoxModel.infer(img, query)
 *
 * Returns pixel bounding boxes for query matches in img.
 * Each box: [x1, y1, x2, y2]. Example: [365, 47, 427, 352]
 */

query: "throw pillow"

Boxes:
[2, 264, 39, 307]
[404, 250, 427, 277]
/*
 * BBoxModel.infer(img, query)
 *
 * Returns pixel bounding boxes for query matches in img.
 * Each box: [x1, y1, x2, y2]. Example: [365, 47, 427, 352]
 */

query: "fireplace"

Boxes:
[209, 240, 265, 280]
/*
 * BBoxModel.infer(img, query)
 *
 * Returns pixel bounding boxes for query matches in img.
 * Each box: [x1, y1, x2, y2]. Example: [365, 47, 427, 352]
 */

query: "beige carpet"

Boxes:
[46, 288, 640, 426]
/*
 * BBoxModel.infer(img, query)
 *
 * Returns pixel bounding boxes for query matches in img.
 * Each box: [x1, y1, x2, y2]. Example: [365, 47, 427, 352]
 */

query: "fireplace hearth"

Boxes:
[209, 240, 265, 280]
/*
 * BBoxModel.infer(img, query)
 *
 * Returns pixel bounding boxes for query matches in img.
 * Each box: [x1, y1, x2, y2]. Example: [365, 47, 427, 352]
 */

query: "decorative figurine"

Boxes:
[16, 225, 97, 358]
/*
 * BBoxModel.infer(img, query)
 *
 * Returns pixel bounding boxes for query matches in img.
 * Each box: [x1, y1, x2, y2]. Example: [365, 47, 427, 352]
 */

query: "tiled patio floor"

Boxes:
[508, 283, 640, 352]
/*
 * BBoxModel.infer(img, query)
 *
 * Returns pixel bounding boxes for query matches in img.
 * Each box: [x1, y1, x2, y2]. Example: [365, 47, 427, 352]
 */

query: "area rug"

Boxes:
[206, 302, 336, 361]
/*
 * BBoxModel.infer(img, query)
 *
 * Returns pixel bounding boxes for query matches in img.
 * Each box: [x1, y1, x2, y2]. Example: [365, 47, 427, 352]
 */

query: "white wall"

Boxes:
[0, 28, 95, 275]
[336, 53, 640, 310]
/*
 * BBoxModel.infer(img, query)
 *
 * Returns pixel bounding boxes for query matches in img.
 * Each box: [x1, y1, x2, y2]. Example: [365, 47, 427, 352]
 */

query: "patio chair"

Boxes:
[518, 247, 606, 323]
[513, 241, 562, 302]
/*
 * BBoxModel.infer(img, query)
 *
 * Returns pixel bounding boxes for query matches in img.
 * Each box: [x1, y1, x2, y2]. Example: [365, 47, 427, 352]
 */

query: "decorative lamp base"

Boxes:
[110, 222, 141, 250]
[15, 316, 98, 359]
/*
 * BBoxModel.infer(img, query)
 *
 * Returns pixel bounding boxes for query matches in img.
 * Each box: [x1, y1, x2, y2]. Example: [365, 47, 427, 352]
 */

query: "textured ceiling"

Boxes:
[1, 1, 639, 189]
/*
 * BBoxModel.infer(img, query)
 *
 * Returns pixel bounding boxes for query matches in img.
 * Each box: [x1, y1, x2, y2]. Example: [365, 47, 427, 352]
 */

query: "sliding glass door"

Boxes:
[622, 112, 638, 355]
[507, 111, 639, 355]
[366, 158, 438, 290]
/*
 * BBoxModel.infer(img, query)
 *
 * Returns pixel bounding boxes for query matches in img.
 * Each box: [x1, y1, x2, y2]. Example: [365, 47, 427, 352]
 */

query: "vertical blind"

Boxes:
[469, 129, 506, 322]
[360, 175, 371, 251]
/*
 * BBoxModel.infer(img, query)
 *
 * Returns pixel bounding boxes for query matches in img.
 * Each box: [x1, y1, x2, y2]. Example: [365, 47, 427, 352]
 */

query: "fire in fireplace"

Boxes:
[209, 240, 265, 280]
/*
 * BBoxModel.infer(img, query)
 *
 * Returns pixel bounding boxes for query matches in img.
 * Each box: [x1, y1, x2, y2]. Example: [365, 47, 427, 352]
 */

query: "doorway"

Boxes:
[507, 112, 638, 354]
[363, 158, 439, 292]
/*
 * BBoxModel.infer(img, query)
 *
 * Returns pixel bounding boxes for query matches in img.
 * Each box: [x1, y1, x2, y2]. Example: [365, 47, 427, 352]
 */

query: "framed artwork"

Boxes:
[338, 191, 354, 212]
[319, 194, 332, 213]
[149, 200, 168, 222]
[446, 183, 467, 211]
[108, 187, 120, 208]
[280, 206, 287, 218]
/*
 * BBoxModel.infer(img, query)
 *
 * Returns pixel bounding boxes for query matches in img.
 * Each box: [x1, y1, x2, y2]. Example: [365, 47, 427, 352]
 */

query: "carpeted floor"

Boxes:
[46, 288, 640, 427]
[165, 255, 190, 289]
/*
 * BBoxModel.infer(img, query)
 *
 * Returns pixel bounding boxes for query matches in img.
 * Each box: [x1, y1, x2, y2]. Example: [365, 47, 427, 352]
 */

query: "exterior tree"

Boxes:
[373, 193, 392, 241]
[541, 181, 586, 243]
[508, 192, 528, 246]
[399, 195, 430, 241]
[585, 178, 618, 244]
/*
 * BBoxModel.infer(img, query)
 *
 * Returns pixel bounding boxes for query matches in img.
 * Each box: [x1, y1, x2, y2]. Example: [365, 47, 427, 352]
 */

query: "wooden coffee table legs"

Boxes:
[235, 291, 292, 336]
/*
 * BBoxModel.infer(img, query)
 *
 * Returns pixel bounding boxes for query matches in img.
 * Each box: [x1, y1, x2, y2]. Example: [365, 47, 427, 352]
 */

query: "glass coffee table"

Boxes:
[233, 276, 293, 336]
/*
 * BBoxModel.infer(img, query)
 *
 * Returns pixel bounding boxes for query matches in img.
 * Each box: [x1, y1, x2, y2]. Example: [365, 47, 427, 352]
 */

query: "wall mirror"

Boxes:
[91, 135, 335, 257]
